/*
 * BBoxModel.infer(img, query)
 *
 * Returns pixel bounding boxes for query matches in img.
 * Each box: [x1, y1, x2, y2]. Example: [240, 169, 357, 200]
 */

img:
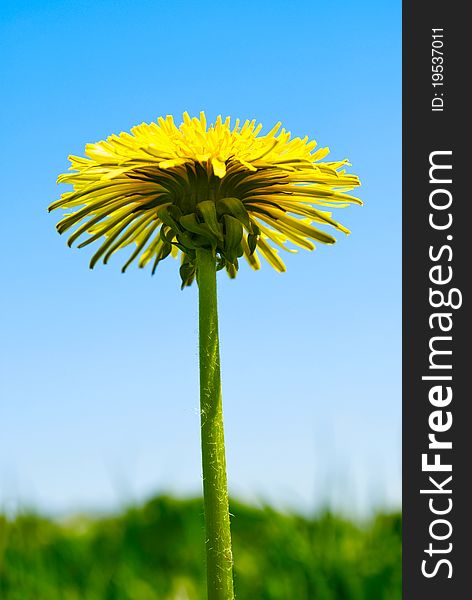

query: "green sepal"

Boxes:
[160, 226, 175, 244]
[222, 214, 243, 262]
[179, 213, 217, 247]
[226, 261, 238, 278]
[180, 261, 196, 289]
[151, 242, 172, 275]
[157, 204, 182, 231]
[197, 201, 223, 241]
[216, 197, 250, 228]
[176, 231, 197, 250]
[160, 242, 172, 261]
[251, 224, 260, 236]
[247, 233, 258, 255]
[177, 230, 212, 251]
[151, 241, 172, 275]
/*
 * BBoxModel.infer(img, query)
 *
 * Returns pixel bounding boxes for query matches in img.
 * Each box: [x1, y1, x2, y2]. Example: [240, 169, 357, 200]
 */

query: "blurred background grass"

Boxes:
[0, 495, 401, 599]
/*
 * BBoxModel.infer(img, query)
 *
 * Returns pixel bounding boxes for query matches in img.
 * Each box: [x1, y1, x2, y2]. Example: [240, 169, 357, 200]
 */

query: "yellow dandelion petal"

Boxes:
[211, 157, 227, 178]
[257, 237, 286, 272]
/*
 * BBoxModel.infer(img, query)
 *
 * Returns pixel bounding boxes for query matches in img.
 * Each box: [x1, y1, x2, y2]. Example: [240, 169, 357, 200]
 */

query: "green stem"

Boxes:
[196, 247, 235, 600]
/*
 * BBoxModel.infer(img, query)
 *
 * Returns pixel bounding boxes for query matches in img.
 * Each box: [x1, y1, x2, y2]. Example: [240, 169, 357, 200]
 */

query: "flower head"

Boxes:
[49, 112, 361, 286]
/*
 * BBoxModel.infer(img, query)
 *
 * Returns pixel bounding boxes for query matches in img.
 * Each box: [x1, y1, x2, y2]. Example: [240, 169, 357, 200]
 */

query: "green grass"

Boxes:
[0, 495, 401, 599]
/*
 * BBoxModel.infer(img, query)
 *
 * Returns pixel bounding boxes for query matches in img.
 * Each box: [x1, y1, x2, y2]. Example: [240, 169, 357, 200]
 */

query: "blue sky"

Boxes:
[0, 0, 401, 515]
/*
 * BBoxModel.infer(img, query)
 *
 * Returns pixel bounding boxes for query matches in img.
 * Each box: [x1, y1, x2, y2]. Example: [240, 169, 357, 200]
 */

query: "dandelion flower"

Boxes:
[48, 112, 362, 600]
[49, 112, 361, 287]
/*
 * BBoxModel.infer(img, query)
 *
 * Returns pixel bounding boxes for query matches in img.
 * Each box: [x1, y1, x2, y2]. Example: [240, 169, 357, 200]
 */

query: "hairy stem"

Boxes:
[196, 247, 235, 600]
